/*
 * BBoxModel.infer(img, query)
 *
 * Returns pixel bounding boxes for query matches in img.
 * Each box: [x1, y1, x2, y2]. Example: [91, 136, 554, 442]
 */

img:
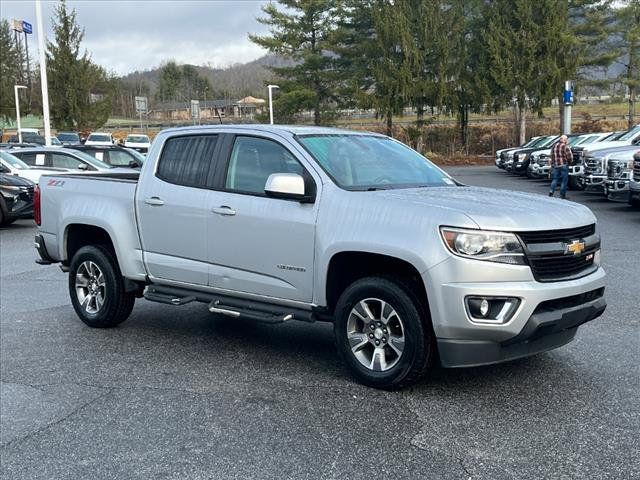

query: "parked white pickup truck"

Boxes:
[34, 125, 606, 389]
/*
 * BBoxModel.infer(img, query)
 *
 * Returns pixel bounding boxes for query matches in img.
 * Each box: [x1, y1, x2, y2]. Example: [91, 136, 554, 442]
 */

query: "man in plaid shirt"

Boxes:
[549, 135, 572, 199]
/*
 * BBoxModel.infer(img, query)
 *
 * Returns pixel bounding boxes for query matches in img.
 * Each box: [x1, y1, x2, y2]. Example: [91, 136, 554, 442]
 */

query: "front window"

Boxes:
[297, 134, 454, 190]
[108, 149, 141, 167]
[72, 151, 114, 169]
[619, 125, 640, 141]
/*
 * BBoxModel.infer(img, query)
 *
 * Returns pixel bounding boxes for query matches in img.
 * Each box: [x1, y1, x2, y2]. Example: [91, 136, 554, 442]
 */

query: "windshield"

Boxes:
[88, 134, 111, 142]
[568, 136, 587, 146]
[297, 134, 455, 190]
[578, 135, 599, 145]
[538, 136, 559, 148]
[72, 150, 114, 169]
[58, 132, 79, 142]
[619, 125, 640, 141]
[126, 135, 149, 143]
[0, 151, 29, 169]
[51, 137, 62, 145]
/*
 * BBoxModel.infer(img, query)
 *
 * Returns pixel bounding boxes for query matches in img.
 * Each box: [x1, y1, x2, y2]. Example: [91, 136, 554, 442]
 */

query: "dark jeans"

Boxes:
[550, 165, 569, 196]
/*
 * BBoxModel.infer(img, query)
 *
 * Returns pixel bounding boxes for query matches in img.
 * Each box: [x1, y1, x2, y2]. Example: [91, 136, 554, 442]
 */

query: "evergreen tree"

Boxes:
[250, 0, 339, 125]
[0, 19, 22, 122]
[613, 0, 640, 128]
[484, 0, 570, 143]
[47, 0, 112, 129]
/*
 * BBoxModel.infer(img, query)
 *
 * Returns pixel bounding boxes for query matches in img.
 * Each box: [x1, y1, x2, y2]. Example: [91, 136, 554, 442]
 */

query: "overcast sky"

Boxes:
[1, 0, 270, 75]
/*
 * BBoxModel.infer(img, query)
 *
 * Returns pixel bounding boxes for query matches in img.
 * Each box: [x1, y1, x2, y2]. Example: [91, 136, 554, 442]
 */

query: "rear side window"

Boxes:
[156, 135, 218, 187]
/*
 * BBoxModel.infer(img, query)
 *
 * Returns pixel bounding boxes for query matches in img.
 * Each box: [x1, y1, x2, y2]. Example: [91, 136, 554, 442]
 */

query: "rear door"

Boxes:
[136, 134, 220, 285]
[206, 133, 319, 302]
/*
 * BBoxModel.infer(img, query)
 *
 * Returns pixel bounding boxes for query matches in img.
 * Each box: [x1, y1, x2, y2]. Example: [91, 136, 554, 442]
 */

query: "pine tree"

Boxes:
[0, 19, 22, 122]
[47, 0, 112, 129]
[613, 0, 640, 128]
[250, 0, 339, 125]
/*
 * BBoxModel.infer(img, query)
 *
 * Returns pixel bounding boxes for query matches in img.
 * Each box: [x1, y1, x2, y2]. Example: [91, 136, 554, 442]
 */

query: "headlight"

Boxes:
[518, 153, 528, 161]
[1, 185, 27, 192]
[440, 228, 526, 265]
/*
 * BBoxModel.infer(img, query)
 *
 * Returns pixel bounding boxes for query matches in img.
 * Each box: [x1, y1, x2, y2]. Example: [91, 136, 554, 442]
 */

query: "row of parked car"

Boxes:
[4, 128, 152, 153]
[495, 124, 640, 207]
[0, 142, 146, 226]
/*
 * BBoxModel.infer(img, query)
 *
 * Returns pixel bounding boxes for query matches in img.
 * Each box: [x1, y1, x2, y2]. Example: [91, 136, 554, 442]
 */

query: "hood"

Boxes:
[0, 173, 35, 187]
[376, 186, 596, 231]
[585, 144, 640, 159]
[584, 140, 637, 153]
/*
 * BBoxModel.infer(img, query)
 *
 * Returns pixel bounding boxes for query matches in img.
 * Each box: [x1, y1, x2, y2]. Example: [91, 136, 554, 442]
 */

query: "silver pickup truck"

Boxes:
[34, 125, 606, 389]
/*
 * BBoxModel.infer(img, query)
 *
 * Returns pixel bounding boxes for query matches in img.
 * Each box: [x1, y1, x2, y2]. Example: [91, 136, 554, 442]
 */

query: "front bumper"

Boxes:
[423, 256, 606, 368]
[605, 179, 630, 201]
[438, 293, 605, 367]
[581, 175, 606, 193]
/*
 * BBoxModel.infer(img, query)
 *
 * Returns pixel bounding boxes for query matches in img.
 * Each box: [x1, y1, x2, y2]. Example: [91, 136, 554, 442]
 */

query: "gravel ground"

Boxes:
[1, 166, 638, 479]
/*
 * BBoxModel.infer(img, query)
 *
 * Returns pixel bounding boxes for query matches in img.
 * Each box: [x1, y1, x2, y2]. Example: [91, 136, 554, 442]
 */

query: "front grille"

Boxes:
[517, 224, 595, 244]
[572, 150, 583, 165]
[634, 159, 640, 180]
[528, 250, 597, 281]
[584, 157, 603, 175]
[607, 160, 628, 180]
[518, 224, 598, 282]
[25, 186, 34, 201]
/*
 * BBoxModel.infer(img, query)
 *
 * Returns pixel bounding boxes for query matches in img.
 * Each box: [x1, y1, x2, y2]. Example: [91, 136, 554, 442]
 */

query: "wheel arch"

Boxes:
[323, 251, 429, 315]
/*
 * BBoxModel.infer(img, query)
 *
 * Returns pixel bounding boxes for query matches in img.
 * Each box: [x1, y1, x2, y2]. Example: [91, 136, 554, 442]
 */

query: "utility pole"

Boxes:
[267, 85, 279, 125]
[35, 1, 52, 146]
[14, 85, 27, 143]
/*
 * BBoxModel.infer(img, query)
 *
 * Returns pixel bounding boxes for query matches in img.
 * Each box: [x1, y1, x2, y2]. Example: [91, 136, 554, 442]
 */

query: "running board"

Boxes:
[144, 289, 196, 306]
[143, 284, 316, 323]
[208, 300, 294, 324]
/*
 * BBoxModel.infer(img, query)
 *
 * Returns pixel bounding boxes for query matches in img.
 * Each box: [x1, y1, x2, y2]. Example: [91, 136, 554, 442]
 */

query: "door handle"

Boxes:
[144, 197, 165, 206]
[212, 206, 236, 216]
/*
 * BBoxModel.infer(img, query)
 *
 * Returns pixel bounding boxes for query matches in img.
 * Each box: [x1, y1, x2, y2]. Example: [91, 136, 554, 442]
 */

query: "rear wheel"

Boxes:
[333, 277, 434, 389]
[68, 245, 135, 328]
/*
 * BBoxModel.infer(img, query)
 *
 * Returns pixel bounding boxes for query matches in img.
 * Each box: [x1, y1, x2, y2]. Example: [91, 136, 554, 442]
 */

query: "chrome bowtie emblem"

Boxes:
[565, 240, 585, 256]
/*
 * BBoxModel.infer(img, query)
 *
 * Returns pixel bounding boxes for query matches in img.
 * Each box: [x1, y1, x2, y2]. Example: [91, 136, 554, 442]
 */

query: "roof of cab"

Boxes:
[159, 124, 384, 137]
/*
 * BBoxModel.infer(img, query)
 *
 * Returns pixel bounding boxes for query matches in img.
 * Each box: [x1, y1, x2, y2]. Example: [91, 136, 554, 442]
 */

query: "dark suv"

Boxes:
[0, 171, 35, 226]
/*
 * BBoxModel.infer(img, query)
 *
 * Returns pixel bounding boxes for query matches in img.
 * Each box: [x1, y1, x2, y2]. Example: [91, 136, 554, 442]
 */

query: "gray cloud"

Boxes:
[1, 0, 270, 75]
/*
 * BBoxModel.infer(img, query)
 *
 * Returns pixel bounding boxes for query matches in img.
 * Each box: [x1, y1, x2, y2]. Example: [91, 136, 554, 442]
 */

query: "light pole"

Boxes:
[267, 84, 279, 125]
[14, 85, 27, 143]
[35, 0, 52, 146]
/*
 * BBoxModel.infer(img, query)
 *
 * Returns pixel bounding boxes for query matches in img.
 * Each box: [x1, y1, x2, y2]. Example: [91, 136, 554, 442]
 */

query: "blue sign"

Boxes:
[22, 21, 32, 34]
[563, 90, 573, 105]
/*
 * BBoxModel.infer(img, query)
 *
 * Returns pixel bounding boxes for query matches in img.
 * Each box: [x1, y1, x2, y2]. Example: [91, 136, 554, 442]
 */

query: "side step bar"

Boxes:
[143, 285, 315, 323]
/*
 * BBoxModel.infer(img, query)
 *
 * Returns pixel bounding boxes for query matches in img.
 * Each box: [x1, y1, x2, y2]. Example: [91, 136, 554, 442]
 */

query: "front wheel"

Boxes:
[333, 277, 434, 389]
[68, 245, 135, 328]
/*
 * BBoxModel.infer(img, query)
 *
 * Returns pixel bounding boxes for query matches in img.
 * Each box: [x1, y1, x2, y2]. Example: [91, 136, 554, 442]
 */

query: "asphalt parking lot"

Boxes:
[1, 166, 638, 480]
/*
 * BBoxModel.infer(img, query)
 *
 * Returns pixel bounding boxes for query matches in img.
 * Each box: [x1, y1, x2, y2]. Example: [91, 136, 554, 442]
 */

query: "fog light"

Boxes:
[594, 249, 601, 267]
[465, 297, 520, 324]
[479, 299, 489, 317]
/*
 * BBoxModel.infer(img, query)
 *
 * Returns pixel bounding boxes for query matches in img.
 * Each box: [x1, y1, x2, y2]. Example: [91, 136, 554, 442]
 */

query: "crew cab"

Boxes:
[0, 150, 70, 183]
[33, 125, 607, 389]
[604, 148, 639, 202]
[579, 144, 640, 193]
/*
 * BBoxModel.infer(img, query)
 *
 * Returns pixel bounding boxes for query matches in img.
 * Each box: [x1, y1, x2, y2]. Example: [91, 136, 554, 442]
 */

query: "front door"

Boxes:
[207, 134, 319, 302]
[136, 134, 220, 285]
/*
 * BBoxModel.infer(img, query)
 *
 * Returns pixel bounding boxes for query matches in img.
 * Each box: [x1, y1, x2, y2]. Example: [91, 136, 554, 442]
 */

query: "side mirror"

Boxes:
[265, 173, 314, 203]
[128, 160, 140, 168]
[77, 163, 88, 170]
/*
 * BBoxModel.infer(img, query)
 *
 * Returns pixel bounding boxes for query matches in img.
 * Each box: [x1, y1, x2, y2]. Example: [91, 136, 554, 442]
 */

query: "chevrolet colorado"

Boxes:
[34, 125, 607, 389]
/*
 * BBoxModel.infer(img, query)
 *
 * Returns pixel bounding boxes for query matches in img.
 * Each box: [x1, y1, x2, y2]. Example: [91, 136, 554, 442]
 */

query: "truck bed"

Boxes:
[38, 172, 145, 279]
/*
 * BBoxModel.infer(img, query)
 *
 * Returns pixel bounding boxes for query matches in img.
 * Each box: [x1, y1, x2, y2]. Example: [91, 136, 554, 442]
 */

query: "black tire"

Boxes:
[568, 176, 584, 191]
[68, 245, 135, 328]
[333, 276, 434, 390]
